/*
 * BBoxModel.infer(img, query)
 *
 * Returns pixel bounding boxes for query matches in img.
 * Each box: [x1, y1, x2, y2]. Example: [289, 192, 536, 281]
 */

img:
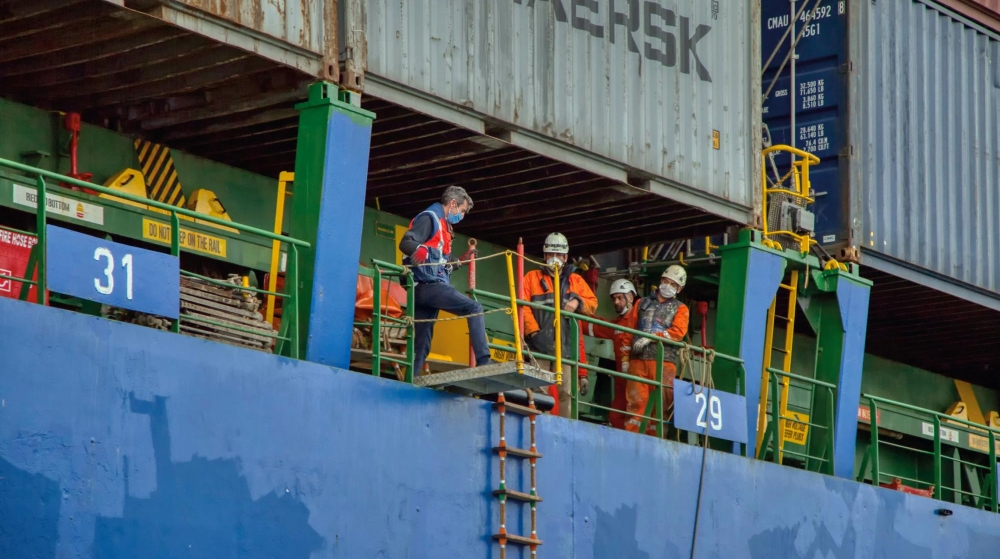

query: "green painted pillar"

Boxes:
[289, 82, 376, 365]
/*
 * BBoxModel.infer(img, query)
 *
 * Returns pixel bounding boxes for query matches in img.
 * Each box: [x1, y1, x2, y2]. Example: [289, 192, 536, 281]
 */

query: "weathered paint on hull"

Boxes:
[1, 297, 997, 558]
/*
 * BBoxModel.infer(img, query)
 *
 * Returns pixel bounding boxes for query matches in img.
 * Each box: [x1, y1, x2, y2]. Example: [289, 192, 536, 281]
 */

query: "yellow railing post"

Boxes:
[553, 261, 562, 386]
[760, 145, 821, 253]
[505, 252, 524, 374]
[266, 171, 293, 325]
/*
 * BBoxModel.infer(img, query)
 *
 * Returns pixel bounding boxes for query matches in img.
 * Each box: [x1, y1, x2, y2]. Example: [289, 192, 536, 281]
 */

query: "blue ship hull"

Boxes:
[1, 297, 997, 558]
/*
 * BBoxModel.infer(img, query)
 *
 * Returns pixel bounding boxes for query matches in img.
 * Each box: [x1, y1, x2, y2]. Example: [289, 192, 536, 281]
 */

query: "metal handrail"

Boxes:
[0, 158, 308, 359]
[762, 368, 836, 472]
[0, 157, 308, 245]
[473, 288, 744, 440]
[862, 394, 999, 512]
[472, 289, 743, 365]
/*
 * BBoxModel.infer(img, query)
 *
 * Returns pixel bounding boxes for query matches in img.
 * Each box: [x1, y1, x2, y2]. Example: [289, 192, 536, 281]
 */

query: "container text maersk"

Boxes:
[514, 0, 713, 81]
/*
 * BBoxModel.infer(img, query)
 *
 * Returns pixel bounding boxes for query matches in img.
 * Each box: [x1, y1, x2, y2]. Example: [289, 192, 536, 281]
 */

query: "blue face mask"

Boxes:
[447, 211, 463, 225]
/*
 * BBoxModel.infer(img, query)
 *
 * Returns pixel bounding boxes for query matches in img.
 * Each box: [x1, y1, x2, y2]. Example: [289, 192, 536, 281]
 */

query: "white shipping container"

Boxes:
[355, 0, 762, 224]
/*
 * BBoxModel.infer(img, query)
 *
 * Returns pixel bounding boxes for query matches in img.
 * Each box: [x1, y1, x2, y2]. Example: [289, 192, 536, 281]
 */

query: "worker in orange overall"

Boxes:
[521, 233, 598, 418]
[626, 265, 690, 434]
[587, 278, 639, 430]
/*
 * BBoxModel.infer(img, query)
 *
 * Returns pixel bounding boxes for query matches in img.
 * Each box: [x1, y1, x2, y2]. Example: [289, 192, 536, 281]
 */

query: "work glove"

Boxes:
[621, 361, 630, 375]
[410, 246, 429, 265]
[449, 257, 465, 271]
[632, 336, 651, 353]
[579, 375, 590, 396]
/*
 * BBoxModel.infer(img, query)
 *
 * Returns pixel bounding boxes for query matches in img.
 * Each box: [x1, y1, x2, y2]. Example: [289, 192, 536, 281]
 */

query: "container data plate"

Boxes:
[413, 362, 556, 395]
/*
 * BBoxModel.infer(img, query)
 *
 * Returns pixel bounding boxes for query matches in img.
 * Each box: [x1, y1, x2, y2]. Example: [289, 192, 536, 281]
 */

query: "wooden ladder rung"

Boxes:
[495, 401, 541, 416]
[494, 446, 543, 459]
[494, 489, 543, 502]
[494, 534, 543, 546]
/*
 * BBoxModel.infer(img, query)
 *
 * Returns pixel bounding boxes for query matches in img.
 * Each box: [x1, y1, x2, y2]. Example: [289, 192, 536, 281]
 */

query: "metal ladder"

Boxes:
[493, 391, 543, 558]
[756, 270, 800, 462]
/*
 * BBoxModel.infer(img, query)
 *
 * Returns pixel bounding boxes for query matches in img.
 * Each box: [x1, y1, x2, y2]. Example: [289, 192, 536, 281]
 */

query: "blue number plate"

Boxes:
[46, 225, 179, 319]
[673, 379, 748, 444]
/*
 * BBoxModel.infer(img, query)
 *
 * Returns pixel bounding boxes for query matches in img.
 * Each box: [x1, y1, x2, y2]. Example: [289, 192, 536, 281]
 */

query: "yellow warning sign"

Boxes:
[967, 433, 1000, 454]
[142, 218, 227, 257]
[780, 411, 810, 446]
[490, 337, 517, 363]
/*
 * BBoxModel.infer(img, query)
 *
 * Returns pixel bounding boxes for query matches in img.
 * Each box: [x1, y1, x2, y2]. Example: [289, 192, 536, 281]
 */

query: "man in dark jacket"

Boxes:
[399, 186, 493, 375]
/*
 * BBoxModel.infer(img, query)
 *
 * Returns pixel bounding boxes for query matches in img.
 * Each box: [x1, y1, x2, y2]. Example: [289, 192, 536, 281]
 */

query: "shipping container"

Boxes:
[935, 0, 1000, 32]
[347, 0, 762, 225]
[764, 0, 1000, 295]
[140, 0, 338, 79]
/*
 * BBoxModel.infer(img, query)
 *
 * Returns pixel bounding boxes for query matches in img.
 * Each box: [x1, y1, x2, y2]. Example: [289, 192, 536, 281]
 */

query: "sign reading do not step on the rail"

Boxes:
[46, 225, 179, 319]
[673, 379, 748, 444]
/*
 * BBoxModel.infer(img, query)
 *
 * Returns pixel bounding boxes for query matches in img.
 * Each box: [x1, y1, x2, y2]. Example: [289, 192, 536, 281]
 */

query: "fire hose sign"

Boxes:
[0, 228, 40, 303]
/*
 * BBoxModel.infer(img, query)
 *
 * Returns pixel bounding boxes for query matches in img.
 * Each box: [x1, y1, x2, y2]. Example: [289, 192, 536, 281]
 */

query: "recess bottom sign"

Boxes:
[13, 184, 104, 225]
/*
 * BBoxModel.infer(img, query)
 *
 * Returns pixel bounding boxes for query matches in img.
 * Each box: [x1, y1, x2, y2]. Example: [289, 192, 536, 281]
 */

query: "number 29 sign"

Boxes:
[46, 225, 179, 319]
[673, 379, 748, 444]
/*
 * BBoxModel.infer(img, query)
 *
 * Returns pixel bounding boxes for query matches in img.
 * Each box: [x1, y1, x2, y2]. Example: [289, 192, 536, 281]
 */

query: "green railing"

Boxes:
[0, 157, 310, 358]
[757, 368, 836, 473]
[352, 256, 746, 447]
[472, 288, 746, 444]
[859, 394, 999, 511]
[355, 260, 415, 381]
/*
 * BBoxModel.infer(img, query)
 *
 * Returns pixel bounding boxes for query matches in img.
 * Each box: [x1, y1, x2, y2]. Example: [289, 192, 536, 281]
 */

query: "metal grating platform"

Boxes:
[413, 362, 555, 395]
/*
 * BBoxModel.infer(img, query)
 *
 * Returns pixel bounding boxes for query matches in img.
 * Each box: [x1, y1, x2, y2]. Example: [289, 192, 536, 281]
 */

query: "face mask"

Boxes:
[447, 209, 463, 224]
[659, 284, 677, 299]
[544, 257, 563, 275]
[617, 302, 632, 316]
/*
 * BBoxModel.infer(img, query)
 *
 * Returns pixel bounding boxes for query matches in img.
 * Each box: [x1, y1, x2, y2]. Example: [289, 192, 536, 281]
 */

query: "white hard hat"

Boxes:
[543, 232, 569, 254]
[662, 265, 687, 287]
[609, 279, 637, 297]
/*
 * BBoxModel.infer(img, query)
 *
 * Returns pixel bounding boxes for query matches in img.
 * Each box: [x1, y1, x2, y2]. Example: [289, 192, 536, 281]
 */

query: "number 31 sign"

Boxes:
[673, 379, 748, 444]
[46, 225, 179, 319]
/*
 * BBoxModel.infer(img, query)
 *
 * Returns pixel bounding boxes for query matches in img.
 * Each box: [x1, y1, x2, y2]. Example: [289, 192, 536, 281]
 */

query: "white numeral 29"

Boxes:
[94, 247, 133, 300]
[695, 393, 723, 431]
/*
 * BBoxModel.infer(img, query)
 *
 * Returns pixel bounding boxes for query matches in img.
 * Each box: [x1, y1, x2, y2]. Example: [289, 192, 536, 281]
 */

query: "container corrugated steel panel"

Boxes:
[361, 0, 760, 220]
[857, 0, 1000, 292]
[935, 0, 1000, 33]
[147, 0, 337, 78]
[962, 0, 1000, 15]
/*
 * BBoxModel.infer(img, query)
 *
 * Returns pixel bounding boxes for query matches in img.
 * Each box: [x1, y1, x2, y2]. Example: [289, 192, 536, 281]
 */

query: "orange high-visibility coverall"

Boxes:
[521, 268, 598, 417]
[625, 300, 690, 434]
[587, 303, 640, 429]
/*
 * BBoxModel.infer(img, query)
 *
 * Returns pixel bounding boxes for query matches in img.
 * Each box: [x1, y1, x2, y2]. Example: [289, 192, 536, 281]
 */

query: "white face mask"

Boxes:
[545, 257, 563, 271]
[659, 284, 677, 299]
[618, 303, 633, 316]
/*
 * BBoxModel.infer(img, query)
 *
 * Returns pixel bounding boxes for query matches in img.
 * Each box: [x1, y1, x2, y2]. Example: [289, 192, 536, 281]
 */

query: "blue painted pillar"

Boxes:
[831, 277, 871, 478]
[289, 83, 375, 367]
[714, 233, 785, 460]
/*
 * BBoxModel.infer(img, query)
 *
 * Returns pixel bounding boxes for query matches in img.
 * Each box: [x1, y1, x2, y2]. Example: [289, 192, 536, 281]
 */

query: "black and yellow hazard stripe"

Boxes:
[134, 139, 186, 207]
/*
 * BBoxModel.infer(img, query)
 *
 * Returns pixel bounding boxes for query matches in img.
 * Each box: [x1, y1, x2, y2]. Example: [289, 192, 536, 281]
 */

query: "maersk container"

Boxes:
[764, 0, 1000, 295]
[137, 0, 338, 79]
[937, 0, 1000, 32]
[349, 0, 762, 225]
